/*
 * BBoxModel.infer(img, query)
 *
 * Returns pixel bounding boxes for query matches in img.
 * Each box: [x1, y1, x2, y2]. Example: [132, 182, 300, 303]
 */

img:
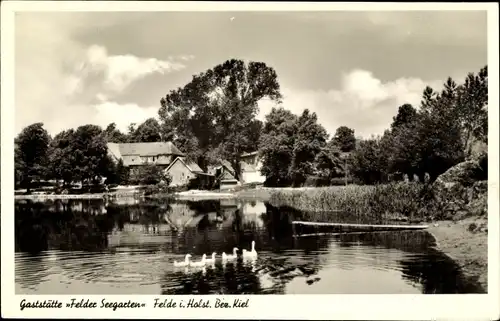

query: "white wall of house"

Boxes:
[166, 160, 197, 186]
[241, 159, 265, 184]
[241, 170, 266, 184]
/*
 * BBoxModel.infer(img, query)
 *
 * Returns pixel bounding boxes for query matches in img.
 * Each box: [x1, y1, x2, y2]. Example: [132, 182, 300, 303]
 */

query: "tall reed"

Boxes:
[269, 182, 428, 223]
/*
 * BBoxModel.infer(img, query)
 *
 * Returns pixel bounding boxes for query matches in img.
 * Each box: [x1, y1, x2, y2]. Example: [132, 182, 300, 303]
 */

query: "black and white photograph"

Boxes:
[1, 1, 499, 319]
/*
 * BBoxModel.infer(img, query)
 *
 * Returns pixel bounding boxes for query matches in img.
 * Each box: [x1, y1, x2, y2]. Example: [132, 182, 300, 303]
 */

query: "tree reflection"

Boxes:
[16, 198, 482, 294]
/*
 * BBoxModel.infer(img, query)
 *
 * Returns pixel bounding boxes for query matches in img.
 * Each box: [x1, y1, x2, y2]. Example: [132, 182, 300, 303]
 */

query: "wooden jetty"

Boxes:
[291, 220, 428, 237]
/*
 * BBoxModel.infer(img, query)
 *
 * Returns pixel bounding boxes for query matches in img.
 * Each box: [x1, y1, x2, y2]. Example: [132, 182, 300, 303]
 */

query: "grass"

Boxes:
[268, 182, 429, 224]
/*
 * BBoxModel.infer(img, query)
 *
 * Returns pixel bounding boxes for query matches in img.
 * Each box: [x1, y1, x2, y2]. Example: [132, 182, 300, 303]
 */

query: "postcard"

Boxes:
[1, 1, 498, 320]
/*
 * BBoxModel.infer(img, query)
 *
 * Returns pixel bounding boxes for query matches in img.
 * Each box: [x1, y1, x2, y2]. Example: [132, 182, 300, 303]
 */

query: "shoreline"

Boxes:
[14, 186, 488, 291]
[427, 217, 488, 292]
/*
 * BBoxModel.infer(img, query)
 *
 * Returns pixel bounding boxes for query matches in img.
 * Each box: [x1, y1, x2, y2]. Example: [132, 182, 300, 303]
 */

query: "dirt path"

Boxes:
[428, 216, 488, 292]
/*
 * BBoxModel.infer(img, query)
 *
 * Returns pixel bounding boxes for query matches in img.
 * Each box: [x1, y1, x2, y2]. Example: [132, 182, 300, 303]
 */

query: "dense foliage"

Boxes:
[129, 164, 172, 186]
[15, 62, 487, 190]
[347, 67, 487, 184]
[158, 59, 281, 179]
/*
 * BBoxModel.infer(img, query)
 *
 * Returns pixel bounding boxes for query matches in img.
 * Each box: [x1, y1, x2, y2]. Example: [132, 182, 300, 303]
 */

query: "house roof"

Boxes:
[221, 160, 235, 174]
[165, 157, 204, 174]
[107, 143, 122, 161]
[110, 142, 186, 157]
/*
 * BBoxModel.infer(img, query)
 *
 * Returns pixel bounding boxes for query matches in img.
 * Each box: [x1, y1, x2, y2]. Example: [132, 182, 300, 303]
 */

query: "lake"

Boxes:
[14, 198, 483, 294]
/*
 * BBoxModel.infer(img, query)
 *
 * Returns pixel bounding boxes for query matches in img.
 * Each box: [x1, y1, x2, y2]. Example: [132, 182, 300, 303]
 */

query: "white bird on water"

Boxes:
[173, 254, 191, 267]
[230, 17, 235, 21]
[242, 241, 258, 258]
[205, 252, 217, 264]
[189, 254, 207, 267]
[222, 247, 239, 261]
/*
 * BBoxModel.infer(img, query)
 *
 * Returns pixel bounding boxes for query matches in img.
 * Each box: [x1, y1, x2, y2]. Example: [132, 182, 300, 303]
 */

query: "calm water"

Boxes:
[15, 198, 483, 294]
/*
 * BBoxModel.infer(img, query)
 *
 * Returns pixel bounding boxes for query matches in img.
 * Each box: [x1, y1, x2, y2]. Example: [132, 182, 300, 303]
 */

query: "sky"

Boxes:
[15, 10, 487, 139]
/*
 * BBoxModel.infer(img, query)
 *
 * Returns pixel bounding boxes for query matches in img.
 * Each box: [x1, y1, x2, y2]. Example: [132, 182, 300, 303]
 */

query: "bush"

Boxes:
[303, 176, 331, 187]
[129, 165, 172, 186]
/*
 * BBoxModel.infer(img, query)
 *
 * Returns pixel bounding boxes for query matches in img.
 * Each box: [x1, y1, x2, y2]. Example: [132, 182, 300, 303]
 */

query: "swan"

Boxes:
[173, 254, 191, 267]
[222, 247, 239, 261]
[205, 252, 217, 264]
[243, 241, 258, 258]
[189, 254, 207, 267]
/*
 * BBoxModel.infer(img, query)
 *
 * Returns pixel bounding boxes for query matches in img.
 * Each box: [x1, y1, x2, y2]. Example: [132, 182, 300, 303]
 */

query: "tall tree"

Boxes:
[159, 59, 282, 179]
[129, 118, 162, 143]
[349, 138, 386, 185]
[314, 140, 344, 181]
[48, 129, 77, 186]
[14, 123, 51, 191]
[259, 107, 297, 187]
[70, 125, 110, 184]
[333, 126, 356, 152]
[391, 104, 418, 130]
[289, 109, 328, 186]
[455, 66, 488, 156]
[104, 123, 128, 143]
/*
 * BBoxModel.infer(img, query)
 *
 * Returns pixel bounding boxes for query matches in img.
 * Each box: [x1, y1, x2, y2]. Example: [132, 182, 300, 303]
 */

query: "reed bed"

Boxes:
[269, 182, 428, 223]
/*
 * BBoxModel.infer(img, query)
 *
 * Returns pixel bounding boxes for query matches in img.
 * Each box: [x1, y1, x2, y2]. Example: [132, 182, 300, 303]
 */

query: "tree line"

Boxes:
[15, 59, 487, 191]
[14, 122, 171, 191]
[349, 67, 488, 185]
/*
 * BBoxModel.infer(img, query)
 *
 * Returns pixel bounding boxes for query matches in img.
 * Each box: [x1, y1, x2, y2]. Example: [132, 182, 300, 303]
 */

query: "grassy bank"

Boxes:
[268, 182, 488, 292]
[268, 183, 428, 223]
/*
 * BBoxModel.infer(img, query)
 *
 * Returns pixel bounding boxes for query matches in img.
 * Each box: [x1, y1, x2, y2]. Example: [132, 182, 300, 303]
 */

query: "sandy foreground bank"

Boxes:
[428, 216, 488, 292]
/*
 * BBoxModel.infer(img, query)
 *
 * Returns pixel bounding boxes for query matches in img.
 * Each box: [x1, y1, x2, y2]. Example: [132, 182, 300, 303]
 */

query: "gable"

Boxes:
[220, 170, 236, 180]
[166, 157, 204, 174]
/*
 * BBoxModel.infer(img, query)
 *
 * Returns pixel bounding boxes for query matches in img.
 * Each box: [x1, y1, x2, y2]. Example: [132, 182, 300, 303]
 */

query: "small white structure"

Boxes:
[240, 151, 265, 185]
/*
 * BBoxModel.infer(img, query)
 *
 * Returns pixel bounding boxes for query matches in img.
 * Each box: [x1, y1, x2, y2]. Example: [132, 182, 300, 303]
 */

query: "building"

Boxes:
[165, 157, 207, 187]
[107, 142, 186, 170]
[208, 152, 265, 189]
[107, 142, 217, 187]
[107, 142, 186, 180]
[208, 161, 240, 190]
[240, 151, 266, 185]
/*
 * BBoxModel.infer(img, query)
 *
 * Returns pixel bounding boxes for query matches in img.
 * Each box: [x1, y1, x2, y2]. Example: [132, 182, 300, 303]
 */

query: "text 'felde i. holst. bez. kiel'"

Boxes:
[154, 298, 249, 309]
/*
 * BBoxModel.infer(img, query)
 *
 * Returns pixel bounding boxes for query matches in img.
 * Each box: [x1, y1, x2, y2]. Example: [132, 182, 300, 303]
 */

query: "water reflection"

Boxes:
[15, 198, 483, 294]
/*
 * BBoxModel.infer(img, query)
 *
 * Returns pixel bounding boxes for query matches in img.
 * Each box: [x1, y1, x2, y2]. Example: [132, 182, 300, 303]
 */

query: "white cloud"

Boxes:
[82, 45, 191, 93]
[93, 101, 159, 133]
[258, 69, 443, 139]
[15, 13, 194, 136]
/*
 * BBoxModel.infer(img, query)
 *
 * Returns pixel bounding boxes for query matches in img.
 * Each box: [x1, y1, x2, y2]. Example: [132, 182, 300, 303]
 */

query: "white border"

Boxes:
[1, 2, 499, 320]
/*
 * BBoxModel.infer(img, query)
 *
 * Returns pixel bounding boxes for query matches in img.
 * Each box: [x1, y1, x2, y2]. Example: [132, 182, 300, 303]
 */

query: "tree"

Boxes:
[70, 125, 110, 184]
[129, 118, 162, 143]
[116, 159, 129, 185]
[349, 138, 386, 185]
[333, 126, 356, 152]
[48, 129, 77, 186]
[314, 140, 344, 181]
[455, 66, 488, 156]
[391, 104, 418, 130]
[159, 59, 282, 180]
[130, 164, 171, 185]
[289, 109, 328, 186]
[14, 123, 51, 191]
[15, 144, 26, 188]
[413, 109, 464, 181]
[104, 123, 128, 143]
[259, 107, 297, 187]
